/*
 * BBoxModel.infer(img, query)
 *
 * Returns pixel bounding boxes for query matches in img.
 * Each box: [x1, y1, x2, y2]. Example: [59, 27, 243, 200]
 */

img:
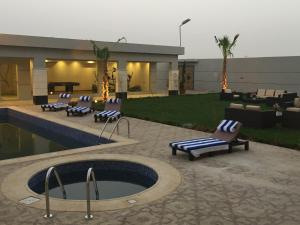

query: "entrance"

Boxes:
[179, 63, 194, 90]
[0, 63, 18, 99]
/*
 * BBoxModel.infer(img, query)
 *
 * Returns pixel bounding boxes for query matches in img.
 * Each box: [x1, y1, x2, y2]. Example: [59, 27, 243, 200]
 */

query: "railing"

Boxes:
[44, 167, 66, 218]
[108, 117, 130, 140]
[85, 168, 99, 220]
[98, 116, 115, 143]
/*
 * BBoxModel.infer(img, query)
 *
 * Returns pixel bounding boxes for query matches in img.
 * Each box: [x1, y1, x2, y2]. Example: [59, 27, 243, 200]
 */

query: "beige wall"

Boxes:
[47, 60, 96, 91]
[0, 58, 31, 99]
[126, 62, 149, 92]
[0, 63, 17, 95]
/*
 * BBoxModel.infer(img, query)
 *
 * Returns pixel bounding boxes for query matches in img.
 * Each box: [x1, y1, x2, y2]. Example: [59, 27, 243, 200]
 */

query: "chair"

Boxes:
[256, 89, 266, 98]
[282, 98, 300, 129]
[66, 96, 92, 116]
[94, 98, 122, 122]
[169, 120, 249, 161]
[41, 93, 71, 111]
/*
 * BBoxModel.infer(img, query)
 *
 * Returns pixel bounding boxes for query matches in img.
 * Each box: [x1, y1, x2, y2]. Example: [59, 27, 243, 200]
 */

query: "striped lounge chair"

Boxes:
[41, 93, 71, 111]
[94, 98, 122, 122]
[66, 96, 93, 117]
[169, 120, 249, 161]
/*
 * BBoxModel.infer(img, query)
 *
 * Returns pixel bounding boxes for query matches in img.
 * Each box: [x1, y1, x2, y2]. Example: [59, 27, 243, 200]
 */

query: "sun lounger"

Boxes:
[169, 120, 249, 161]
[94, 98, 122, 122]
[41, 93, 71, 111]
[66, 96, 92, 116]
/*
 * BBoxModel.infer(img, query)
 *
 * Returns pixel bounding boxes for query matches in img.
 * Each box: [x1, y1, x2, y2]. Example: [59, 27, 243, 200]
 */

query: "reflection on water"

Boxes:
[0, 123, 65, 160]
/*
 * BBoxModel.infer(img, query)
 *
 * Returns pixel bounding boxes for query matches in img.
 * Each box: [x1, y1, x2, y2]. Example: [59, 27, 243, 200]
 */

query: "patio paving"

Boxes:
[0, 104, 299, 225]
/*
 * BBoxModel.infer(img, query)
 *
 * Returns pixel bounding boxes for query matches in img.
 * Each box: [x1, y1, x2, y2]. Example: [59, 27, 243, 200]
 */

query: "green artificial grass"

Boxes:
[93, 94, 300, 150]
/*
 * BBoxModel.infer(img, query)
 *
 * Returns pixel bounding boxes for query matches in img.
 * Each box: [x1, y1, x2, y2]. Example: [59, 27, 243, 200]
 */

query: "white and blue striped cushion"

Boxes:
[217, 120, 238, 133]
[41, 102, 67, 110]
[79, 96, 91, 102]
[106, 98, 121, 104]
[95, 110, 121, 119]
[59, 93, 71, 99]
[67, 106, 90, 113]
[170, 137, 228, 152]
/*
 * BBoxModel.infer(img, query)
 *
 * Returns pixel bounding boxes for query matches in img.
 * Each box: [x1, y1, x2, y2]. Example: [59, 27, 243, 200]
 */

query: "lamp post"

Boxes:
[116, 36, 127, 43]
[179, 18, 191, 46]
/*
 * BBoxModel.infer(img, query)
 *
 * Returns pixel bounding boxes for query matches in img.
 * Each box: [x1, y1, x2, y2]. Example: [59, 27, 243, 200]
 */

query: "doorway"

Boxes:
[0, 63, 18, 99]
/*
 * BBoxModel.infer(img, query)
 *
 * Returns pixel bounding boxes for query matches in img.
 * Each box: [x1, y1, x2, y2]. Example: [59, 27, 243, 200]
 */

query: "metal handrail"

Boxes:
[98, 116, 115, 143]
[108, 117, 130, 140]
[85, 168, 99, 220]
[44, 167, 66, 218]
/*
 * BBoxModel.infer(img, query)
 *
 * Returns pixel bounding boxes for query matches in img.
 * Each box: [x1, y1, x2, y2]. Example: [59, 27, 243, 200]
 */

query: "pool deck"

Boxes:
[0, 104, 299, 225]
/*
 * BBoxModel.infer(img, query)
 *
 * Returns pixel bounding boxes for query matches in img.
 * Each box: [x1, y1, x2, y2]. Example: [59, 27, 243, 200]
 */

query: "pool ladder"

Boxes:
[85, 167, 99, 219]
[44, 167, 66, 218]
[98, 117, 130, 143]
[44, 167, 100, 220]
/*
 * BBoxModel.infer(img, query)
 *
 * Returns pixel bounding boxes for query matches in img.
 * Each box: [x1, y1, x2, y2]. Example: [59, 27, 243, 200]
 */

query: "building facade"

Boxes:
[0, 33, 184, 104]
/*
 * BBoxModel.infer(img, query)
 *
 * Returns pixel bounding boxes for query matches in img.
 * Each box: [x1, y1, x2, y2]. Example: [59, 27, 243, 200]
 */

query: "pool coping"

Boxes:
[0, 106, 138, 166]
[1, 154, 181, 212]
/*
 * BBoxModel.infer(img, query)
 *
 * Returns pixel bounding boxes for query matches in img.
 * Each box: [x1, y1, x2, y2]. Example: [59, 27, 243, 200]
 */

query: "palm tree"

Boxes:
[214, 34, 239, 90]
[90, 40, 110, 100]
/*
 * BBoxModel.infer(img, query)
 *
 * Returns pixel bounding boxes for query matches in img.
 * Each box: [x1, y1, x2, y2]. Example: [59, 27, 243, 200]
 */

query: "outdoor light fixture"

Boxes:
[116, 36, 127, 43]
[179, 18, 191, 46]
[87, 61, 95, 64]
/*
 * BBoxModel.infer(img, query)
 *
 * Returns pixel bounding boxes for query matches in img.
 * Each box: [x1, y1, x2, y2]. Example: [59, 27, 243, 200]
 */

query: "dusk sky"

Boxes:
[1, 0, 299, 58]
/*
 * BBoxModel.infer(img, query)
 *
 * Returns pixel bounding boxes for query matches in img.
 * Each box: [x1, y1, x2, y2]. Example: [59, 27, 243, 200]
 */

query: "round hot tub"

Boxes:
[28, 160, 158, 200]
[2, 154, 181, 211]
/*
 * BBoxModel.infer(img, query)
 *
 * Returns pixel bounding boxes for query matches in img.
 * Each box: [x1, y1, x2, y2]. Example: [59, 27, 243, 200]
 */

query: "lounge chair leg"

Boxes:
[95, 117, 98, 122]
[188, 153, 195, 161]
[67, 112, 69, 117]
[228, 145, 232, 153]
[245, 141, 249, 151]
[172, 148, 176, 155]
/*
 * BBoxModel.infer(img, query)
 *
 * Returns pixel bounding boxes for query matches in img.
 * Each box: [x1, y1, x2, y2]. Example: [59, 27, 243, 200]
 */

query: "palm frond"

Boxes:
[229, 34, 239, 49]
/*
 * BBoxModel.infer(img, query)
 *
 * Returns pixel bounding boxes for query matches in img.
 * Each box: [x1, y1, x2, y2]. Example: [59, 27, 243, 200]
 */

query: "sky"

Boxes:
[0, 0, 299, 59]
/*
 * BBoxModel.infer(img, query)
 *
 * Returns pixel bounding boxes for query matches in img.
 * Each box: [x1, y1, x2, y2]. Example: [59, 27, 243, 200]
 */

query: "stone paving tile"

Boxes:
[0, 105, 299, 225]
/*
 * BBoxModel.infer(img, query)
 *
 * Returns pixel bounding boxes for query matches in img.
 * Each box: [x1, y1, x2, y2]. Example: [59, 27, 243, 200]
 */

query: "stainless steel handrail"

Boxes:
[98, 116, 115, 143]
[85, 168, 99, 220]
[44, 167, 66, 218]
[108, 117, 130, 140]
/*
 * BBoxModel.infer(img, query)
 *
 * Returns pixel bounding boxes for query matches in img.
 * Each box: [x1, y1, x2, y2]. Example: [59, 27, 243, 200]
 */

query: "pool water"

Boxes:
[0, 108, 108, 160]
[49, 181, 146, 200]
[29, 160, 158, 200]
[0, 123, 65, 160]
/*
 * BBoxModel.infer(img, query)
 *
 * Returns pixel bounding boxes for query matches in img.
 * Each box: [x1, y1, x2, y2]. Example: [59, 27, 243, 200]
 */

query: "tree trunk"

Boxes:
[222, 57, 228, 90]
[102, 59, 109, 100]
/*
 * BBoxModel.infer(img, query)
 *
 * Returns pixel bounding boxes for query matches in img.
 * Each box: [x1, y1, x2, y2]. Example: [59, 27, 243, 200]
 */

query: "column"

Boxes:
[168, 61, 179, 95]
[149, 62, 157, 93]
[32, 57, 48, 105]
[17, 59, 32, 100]
[115, 60, 128, 99]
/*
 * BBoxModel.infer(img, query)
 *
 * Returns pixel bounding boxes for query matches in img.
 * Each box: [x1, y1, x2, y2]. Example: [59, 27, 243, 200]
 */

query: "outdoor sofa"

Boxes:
[66, 96, 93, 116]
[169, 119, 249, 161]
[94, 98, 122, 122]
[225, 103, 276, 128]
[41, 93, 71, 111]
[282, 98, 300, 129]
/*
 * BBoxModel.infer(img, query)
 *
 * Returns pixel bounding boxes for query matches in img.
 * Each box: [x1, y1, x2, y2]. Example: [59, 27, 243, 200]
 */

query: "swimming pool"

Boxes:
[0, 108, 111, 160]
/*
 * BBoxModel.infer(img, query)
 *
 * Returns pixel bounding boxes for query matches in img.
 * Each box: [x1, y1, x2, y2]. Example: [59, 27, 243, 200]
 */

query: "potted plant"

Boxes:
[90, 41, 110, 100]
